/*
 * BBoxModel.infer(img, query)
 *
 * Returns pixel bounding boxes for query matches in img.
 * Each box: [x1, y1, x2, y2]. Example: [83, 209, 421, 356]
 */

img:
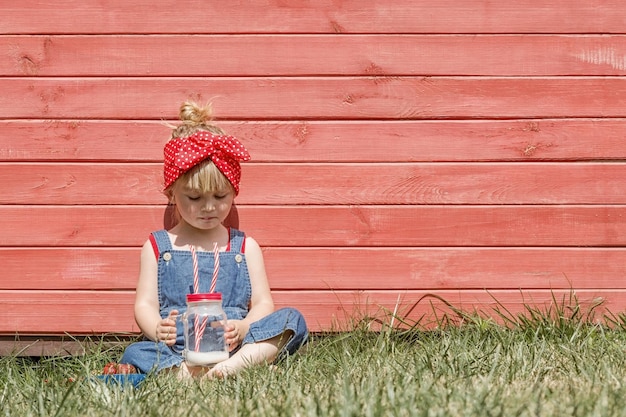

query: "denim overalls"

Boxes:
[121, 228, 308, 373]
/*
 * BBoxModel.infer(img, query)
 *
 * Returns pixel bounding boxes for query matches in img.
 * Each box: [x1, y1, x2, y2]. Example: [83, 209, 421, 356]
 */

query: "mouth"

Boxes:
[199, 216, 218, 221]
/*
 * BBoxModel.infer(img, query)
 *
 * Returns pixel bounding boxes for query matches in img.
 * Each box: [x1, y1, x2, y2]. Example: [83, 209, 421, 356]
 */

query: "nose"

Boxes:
[201, 197, 216, 211]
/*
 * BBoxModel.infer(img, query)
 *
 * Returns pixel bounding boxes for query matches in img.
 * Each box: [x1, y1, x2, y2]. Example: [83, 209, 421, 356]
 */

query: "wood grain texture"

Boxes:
[2, 1, 625, 34]
[2, 248, 625, 291]
[2, 119, 626, 163]
[4, 77, 626, 120]
[2, 206, 625, 247]
[2, 1, 626, 340]
[0, 289, 616, 334]
[5, 35, 626, 76]
[3, 162, 626, 205]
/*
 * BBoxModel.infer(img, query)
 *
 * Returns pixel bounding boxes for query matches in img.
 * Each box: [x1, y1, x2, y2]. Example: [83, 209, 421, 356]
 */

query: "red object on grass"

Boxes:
[102, 363, 118, 375]
[102, 362, 137, 375]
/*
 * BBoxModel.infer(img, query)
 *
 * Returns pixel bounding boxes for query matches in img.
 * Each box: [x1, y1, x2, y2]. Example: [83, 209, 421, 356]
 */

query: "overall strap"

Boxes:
[149, 229, 172, 258]
[229, 228, 246, 253]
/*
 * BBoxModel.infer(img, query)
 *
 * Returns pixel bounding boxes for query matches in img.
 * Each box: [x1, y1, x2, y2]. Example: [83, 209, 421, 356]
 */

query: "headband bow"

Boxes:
[163, 131, 251, 194]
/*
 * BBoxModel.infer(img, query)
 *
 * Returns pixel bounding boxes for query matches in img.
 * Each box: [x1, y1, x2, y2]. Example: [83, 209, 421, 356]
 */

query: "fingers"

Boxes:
[155, 310, 178, 345]
[225, 323, 241, 351]
[156, 317, 177, 345]
[167, 309, 179, 321]
[164, 325, 176, 345]
[165, 310, 178, 326]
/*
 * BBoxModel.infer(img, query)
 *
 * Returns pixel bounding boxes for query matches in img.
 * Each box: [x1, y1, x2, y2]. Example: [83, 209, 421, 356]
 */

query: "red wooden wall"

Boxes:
[2, 1, 626, 346]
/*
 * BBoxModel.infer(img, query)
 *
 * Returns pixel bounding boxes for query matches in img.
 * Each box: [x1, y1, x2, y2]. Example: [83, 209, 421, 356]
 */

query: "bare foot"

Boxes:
[200, 354, 243, 379]
[205, 341, 278, 379]
[176, 362, 209, 380]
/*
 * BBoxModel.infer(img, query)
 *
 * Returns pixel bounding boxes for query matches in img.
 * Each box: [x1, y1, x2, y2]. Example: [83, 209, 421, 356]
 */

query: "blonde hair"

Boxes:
[165, 100, 234, 200]
[170, 100, 225, 138]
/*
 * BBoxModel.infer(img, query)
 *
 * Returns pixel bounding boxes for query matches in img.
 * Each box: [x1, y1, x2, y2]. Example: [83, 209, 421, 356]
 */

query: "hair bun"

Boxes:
[170, 99, 223, 139]
[179, 101, 213, 127]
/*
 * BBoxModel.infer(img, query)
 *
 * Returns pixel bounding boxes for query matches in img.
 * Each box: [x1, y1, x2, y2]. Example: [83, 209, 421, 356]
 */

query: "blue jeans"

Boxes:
[121, 307, 308, 373]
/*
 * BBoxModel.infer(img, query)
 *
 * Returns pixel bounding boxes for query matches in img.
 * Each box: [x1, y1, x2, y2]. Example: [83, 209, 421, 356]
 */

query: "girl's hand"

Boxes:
[157, 309, 178, 346]
[224, 320, 249, 352]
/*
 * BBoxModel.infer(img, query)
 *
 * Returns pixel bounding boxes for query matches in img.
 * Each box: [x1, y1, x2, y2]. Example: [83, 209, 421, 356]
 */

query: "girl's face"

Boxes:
[172, 185, 234, 231]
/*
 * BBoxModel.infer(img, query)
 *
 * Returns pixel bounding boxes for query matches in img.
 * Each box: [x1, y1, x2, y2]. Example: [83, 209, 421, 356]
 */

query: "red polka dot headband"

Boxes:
[163, 131, 251, 194]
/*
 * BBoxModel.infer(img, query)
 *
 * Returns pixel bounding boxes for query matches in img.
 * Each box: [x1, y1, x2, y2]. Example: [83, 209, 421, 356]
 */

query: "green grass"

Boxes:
[3, 299, 626, 417]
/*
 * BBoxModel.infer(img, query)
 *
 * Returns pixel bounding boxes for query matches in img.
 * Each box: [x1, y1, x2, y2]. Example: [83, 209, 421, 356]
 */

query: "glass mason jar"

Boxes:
[182, 293, 229, 366]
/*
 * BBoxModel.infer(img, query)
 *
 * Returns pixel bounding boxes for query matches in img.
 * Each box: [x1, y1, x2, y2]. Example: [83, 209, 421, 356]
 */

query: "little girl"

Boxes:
[119, 100, 308, 378]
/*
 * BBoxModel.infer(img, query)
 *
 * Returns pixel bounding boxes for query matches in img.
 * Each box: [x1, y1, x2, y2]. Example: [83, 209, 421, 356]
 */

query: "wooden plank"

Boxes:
[263, 248, 626, 292]
[296, 289, 620, 331]
[3, 119, 626, 163]
[0, 163, 162, 204]
[3, 77, 626, 120]
[0, 336, 138, 357]
[4, 162, 626, 205]
[3, 247, 625, 291]
[0, 291, 139, 334]
[2, 206, 625, 247]
[238, 163, 626, 205]
[0, 289, 620, 334]
[2, 0, 625, 34]
[5, 35, 626, 76]
[0, 248, 139, 290]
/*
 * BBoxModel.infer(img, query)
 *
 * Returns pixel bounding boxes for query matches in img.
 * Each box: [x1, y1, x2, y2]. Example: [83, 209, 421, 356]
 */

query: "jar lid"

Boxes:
[187, 292, 222, 302]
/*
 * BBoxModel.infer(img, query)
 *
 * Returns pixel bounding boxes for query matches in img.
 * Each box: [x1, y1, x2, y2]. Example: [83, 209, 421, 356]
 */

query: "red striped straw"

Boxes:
[189, 243, 219, 351]
[195, 316, 208, 352]
[190, 245, 199, 294]
[190, 245, 202, 351]
[210, 242, 219, 293]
